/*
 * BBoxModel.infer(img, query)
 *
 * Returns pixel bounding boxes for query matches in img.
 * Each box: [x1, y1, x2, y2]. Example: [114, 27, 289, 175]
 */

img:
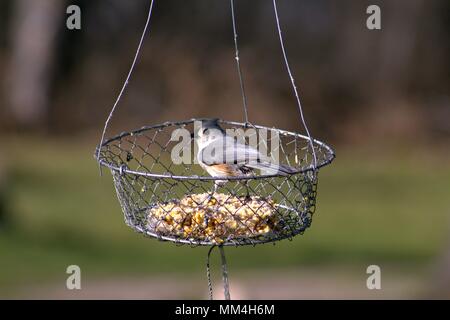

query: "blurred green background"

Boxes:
[0, 0, 450, 299]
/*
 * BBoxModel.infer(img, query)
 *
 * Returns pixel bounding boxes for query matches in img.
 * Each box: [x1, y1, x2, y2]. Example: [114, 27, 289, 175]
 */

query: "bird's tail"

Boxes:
[246, 161, 297, 176]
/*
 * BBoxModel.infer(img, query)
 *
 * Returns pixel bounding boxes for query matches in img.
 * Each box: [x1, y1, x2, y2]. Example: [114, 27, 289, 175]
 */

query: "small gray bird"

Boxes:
[195, 119, 296, 192]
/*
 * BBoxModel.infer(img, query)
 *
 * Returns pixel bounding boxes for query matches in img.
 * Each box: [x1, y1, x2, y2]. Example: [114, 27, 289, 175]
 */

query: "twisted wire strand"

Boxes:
[206, 245, 216, 300]
[219, 246, 231, 300]
[206, 245, 231, 300]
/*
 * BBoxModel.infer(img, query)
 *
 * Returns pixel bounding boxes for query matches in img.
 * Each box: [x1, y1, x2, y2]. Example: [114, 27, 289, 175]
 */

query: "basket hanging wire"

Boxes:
[95, 0, 335, 299]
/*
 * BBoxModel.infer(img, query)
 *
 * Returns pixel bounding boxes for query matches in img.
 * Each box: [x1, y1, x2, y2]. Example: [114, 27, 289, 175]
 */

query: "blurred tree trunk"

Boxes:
[373, 0, 425, 102]
[7, 0, 63, 128]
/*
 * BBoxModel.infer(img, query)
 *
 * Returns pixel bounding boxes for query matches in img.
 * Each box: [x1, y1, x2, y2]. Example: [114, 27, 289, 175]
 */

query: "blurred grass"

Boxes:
[1, 136, 450, 292]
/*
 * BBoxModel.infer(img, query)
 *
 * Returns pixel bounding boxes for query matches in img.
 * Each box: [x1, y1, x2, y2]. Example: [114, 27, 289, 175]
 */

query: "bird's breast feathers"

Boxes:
[206, 164, 241, 177]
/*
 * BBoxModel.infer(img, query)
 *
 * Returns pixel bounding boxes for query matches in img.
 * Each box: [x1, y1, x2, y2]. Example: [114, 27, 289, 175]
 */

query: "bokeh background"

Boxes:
[1, 0, 449, 299]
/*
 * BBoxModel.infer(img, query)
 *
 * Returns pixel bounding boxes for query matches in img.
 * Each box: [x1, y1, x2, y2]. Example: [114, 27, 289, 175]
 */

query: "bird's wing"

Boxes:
[200, 136, 266, 165]
[200, 136, 297, 175]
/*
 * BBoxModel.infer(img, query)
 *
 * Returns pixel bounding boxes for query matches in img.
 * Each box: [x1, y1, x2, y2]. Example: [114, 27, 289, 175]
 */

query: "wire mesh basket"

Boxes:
[97, 119, 335, 246]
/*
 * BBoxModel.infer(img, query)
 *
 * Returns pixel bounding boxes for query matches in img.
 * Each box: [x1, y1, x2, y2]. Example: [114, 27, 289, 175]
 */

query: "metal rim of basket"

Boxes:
[96, 118, 336, 182]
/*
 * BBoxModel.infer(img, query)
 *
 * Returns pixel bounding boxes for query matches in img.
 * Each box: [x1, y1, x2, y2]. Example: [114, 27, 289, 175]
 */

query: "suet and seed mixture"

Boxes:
[147, 193, 284, 244]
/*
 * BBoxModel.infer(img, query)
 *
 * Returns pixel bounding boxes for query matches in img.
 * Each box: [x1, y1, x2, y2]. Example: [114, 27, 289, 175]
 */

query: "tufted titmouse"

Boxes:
[194, 119, 296, 193]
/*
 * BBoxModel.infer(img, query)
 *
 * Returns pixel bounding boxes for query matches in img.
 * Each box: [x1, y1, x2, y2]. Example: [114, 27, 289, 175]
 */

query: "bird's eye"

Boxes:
[202, 128, 209, 134]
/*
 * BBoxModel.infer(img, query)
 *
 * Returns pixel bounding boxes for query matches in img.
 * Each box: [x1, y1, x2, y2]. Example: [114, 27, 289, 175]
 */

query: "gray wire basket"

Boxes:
[96, 119, 335, 246]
